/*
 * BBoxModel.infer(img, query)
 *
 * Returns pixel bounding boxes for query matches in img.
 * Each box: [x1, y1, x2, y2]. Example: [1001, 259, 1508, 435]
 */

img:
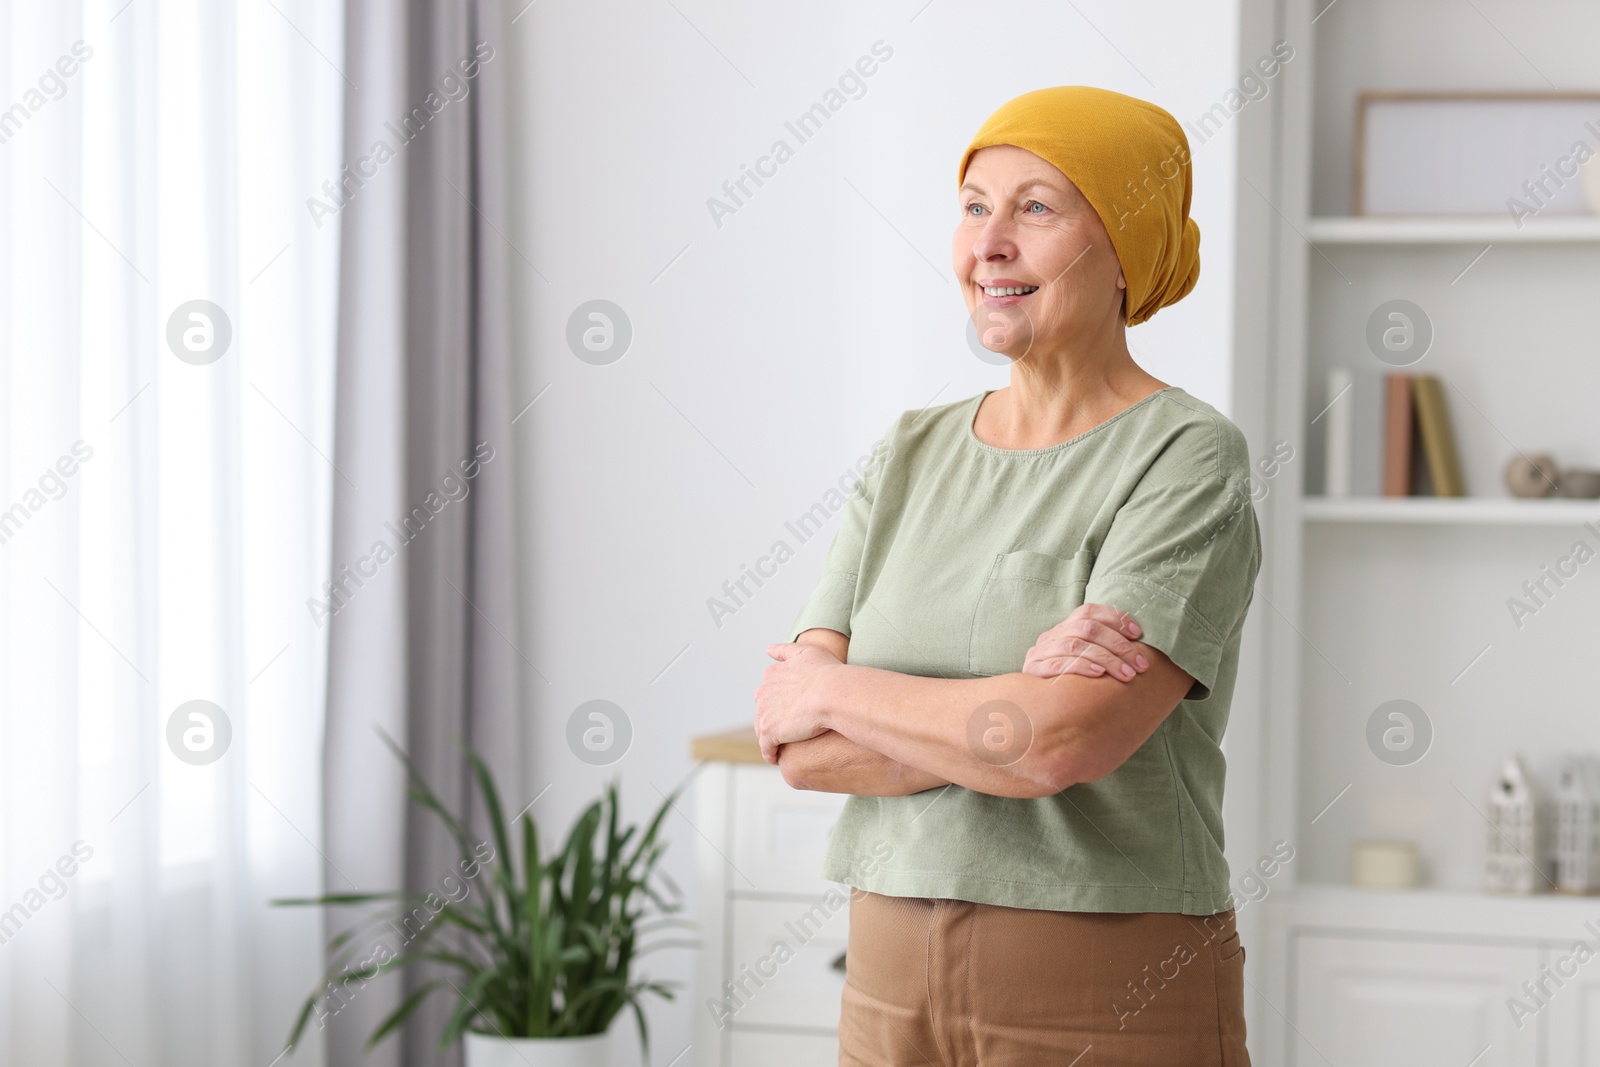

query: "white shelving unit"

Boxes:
[1306, 216, 1600, 245]
[1235, 0, 1600, 1064]
[1301, 497, 1600, 525]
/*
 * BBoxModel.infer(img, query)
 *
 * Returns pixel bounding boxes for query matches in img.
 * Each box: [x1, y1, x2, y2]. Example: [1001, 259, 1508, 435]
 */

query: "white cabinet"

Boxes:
[1272, 887, 1600, 1066]
[1292, 934, 1540, 1067]
[1541, 961, 1600, 1065]
[691, 749, 851, 1067]
[728, 763, 851, 891]
[729, 1031, 841, 1066]
[726, 897, 851, 1030]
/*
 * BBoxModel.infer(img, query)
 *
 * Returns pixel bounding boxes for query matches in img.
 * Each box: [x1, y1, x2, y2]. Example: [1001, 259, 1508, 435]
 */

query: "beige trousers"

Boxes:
[838, 890, 1250, 1066]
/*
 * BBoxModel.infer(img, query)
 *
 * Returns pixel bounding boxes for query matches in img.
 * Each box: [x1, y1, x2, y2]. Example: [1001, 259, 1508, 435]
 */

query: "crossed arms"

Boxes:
[755, 603, 1196, 801]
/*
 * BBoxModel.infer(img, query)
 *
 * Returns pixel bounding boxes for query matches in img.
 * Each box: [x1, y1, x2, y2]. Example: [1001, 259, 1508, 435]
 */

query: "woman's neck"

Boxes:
[978, 354, 1168, 450]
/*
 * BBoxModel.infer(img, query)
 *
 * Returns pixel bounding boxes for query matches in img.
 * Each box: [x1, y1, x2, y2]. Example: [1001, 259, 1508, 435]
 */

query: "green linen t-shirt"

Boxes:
[785, 387, 1262, 914]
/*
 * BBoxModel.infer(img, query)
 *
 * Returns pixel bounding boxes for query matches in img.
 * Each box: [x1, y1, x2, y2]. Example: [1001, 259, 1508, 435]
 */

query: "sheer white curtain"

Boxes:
[0, 1, 342, 1064]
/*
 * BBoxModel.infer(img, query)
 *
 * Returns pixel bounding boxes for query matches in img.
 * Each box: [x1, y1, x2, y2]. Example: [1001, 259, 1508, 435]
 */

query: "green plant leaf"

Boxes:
[364, 980, 443, 1050]
[439, 967, 501, 1046]
[375, 728, 477, 862]
[284, 991, 319, 1050]
[277, 736, 696, 1052]
[466, 747, 521, 933]
[270, 891, 405, 907]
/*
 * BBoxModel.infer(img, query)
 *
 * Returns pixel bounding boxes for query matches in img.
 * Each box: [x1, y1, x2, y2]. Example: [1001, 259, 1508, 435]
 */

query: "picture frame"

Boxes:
[1353, 90, 1600, 216]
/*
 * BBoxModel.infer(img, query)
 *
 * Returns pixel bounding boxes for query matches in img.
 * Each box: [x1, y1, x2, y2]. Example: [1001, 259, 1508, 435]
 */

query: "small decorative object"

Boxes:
[1505, 454, 1561, 498]
[1351, 840, 1422, 889]
[1487, 752, 1545, 894]
[1560, 468, 1600, 499]
[1552, 754, 1600, 893]
[274, 731, 694, 1066]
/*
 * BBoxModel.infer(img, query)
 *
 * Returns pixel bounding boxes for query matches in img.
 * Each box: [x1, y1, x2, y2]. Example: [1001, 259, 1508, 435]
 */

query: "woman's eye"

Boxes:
[964, 201, 1046, 216]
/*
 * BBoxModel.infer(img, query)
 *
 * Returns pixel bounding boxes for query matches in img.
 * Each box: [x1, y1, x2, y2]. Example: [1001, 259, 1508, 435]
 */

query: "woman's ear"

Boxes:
[1117, 271, 1127, 290]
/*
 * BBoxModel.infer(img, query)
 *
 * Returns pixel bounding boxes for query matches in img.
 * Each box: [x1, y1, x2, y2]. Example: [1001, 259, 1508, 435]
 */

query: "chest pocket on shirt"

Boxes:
[967, 549, 1094, 678]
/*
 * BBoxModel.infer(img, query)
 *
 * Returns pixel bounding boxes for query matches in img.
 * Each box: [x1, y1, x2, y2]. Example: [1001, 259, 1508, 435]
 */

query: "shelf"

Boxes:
[1301, 497, 1600, 525]
[1279, 883, 1600, 942]
[1306, 215, 1600, 245]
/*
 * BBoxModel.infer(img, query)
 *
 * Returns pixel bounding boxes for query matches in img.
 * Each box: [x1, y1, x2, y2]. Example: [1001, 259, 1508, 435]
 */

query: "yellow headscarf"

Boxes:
[956, 85, 1201, 327]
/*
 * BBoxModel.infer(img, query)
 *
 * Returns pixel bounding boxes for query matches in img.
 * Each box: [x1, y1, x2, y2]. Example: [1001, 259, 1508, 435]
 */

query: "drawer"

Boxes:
[730, 763, 849, 892]
[723, 895, 850, 1029]
[730, 1029, 839, 1066]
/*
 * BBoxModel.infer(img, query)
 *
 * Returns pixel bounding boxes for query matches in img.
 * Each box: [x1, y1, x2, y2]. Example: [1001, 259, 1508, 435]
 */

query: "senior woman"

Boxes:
[753, 85, 1261, 1065]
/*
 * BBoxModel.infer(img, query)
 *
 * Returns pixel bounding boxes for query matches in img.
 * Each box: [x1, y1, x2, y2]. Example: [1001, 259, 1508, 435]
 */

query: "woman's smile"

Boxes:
[979, 278, 1041, 306]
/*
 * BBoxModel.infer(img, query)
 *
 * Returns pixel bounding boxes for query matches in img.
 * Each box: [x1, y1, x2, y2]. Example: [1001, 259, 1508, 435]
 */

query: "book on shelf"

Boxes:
[1322, 368, 1354, 496]
[1369, 372, 1465, 498]
[1411, 374, 1465, 497]
[1382, 374, 1413, 496]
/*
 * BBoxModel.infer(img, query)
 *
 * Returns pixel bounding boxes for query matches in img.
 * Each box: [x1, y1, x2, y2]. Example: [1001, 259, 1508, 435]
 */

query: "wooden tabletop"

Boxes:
[690, 726, 765, 763]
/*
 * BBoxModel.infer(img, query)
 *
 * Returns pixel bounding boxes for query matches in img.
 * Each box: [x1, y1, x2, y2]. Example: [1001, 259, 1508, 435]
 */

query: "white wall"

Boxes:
[503, 1, 1248, 1060]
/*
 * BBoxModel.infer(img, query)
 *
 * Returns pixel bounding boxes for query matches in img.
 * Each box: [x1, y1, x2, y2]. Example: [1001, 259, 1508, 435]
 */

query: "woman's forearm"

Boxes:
[812, 667, 1073, 797]
[776, 728, 950, 796]
[811, 657, 1190, 799]
[779, 626, 949, 796]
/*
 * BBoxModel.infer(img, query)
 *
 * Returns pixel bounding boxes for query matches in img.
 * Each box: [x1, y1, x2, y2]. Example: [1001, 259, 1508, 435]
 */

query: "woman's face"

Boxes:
[954, 144, 1126, 362]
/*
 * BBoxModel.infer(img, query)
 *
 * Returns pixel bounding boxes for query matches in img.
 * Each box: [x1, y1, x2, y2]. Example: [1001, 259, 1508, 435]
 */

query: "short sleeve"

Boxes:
[784, 419, 899, 643]
[1082, 428, 1262, 701]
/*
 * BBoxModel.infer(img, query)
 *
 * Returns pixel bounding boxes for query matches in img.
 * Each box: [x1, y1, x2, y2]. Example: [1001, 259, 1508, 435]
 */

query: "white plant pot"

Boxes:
[463, 1029, 612, 1067]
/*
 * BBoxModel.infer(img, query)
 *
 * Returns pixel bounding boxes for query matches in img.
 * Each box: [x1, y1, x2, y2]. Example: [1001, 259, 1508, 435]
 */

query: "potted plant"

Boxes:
[275, 731, 697, 1066]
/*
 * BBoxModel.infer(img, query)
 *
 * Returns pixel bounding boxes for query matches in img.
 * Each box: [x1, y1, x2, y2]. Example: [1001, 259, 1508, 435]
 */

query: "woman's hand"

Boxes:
[1023, 603, 1149, 682]
[755, 643, 845, 764]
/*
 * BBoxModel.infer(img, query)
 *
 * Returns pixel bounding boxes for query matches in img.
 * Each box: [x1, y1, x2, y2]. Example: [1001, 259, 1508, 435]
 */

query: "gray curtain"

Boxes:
[324, 0, 522, 1064]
